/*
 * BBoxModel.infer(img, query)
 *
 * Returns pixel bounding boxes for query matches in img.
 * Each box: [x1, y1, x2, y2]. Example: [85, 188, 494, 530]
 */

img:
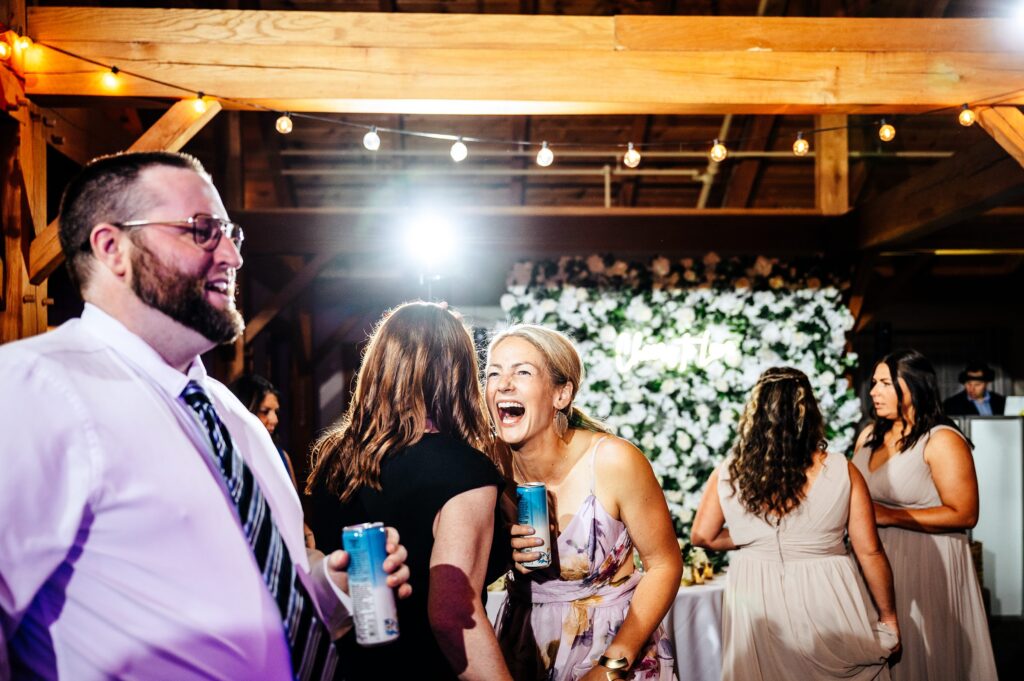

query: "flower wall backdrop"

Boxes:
[499, 253, 860, 542]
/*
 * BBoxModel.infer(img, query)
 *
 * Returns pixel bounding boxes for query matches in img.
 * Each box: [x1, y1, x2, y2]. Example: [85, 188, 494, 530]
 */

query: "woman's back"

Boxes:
[717, 451, 894, 681]
[308, 434, 507, 680]
[719, 451, 850, 559]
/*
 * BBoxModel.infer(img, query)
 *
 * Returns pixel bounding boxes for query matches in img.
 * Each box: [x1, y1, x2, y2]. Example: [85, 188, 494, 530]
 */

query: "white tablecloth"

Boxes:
[485, 574, 726, 681]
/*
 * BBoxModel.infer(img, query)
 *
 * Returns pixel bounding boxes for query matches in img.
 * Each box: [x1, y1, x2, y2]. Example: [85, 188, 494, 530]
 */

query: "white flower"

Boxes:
[499, 293, 516, 311]
[695, 404, 711, 421]
[819, 370, 836, 387]
[599, 325, 618, 344]
[619, 424, 635, 440]
[675, 430, 693, 451]
[627, 300, 653, 323]
[538, 298, 558, 314]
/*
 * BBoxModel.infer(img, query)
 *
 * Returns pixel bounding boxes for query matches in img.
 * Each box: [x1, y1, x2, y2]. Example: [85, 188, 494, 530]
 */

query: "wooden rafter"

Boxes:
[721, 116, 775, 208]
[976, 106, 1024, 171]
[244, 249, 342, 346]
[23, 9, 1024, 115]
[857, 137, 1024, 251]
[26, 99, 223, 285]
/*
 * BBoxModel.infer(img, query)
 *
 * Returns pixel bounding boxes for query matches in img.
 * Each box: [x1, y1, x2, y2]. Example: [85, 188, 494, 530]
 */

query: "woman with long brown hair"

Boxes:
[692, 367, 899, 681]
[852, 349, 996, 680]
[306, 302, 512, 680]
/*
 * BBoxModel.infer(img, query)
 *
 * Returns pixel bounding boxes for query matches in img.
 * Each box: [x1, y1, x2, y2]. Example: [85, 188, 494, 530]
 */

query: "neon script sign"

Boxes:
[614, 330, 739, 373]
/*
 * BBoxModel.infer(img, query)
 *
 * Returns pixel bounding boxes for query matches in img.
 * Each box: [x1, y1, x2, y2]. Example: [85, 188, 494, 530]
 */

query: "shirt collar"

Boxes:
[80, 303, 207, 398]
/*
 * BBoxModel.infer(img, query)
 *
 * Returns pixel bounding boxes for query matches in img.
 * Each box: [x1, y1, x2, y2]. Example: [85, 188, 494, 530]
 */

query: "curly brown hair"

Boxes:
[728, 367, 828, 523]
[307, 301, 497, 502]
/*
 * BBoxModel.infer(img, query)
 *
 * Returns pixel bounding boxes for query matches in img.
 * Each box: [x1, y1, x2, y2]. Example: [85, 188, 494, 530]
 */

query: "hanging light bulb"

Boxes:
[14, 35, 32, 51]
[792, 132, 810, 157]
[536, 141, 554, 167]
[623, 142, 641, 168]
[275, 113, 293, 134]
[958, 104, 976, 127]
[0, 42, 12, 61]
[878, 119, 896, 142]
[450, 138, 468, 162]
[709, 139, 728, 163]
[101, 66, 120, 90]
[192, 93, 208, 114]
[363, 127, 381, 151]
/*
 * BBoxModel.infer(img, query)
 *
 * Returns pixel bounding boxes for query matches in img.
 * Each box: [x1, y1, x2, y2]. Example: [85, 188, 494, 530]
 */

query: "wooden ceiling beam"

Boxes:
[235, 207, 834, 257]
[23, 9, 1024, 114]
[856, 138, 1024, 251]
[27, 98, 222, 284]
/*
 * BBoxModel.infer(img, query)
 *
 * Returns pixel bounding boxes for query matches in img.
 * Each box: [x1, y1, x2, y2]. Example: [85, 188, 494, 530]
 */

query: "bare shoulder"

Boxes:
[593, 433, 653, 478]
[924, 427, 971, 460]
[854, 425, 874, 451]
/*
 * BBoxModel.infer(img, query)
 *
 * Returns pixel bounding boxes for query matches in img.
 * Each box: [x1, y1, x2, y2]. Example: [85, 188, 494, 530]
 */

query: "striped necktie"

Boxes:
[181, 380, 338, 681]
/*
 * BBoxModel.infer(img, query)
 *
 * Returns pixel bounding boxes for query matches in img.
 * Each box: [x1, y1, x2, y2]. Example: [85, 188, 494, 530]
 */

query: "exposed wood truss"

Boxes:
[22, 9, 1024, 115]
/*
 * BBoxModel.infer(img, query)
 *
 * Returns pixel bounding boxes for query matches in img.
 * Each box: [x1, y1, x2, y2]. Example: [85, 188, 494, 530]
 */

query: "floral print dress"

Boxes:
[494, 437, 676, 680]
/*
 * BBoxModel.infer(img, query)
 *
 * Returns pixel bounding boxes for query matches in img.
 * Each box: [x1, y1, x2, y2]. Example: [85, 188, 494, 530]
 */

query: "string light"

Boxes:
[536, 141, 554, 167]
[275, 113, 293, 134]
[878, 119, 896, 142]
[101, 66, 120, 90]
[623, 142, 641, 168]
[193, 93, 208, 114]
[709, 139, 728, 163]
[958, 104, 976, 127]
[14, 35, 32, 51]
[450, 138, 468, 162]
[363, 127, 381, 151]
[0, 42, 11, 61]
[792, 132, 810, 157]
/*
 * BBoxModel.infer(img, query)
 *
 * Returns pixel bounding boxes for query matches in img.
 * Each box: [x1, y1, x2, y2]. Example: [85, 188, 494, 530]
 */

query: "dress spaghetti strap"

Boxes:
[589, 435, 609, 495]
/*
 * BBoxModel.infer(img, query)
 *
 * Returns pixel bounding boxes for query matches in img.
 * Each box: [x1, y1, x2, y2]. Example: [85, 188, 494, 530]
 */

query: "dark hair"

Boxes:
[307, 301, 496, 502]
[958, 361, 995, 384]
[728, 367, 827, 523]
[58, 151, 208, 291]
[229, 374, 280, 415]
[865, 349, 961, 452]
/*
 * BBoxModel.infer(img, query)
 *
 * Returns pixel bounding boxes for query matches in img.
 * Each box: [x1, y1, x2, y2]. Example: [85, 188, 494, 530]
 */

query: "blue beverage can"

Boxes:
[516, 482, 552, 568]
[341, 522, 400, 646]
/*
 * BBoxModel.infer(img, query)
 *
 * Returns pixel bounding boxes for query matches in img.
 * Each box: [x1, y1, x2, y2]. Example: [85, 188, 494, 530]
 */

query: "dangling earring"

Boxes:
[554, 409, 569, 438]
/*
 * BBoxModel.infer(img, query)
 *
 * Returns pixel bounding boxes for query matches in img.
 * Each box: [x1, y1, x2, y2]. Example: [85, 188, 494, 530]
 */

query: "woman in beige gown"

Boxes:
[852, 349, 998, 681]
[693, 367, 900, 681]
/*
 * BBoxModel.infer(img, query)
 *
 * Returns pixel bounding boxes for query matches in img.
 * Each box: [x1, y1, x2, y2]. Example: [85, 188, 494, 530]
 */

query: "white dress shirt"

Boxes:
[0, 304, 348, 680]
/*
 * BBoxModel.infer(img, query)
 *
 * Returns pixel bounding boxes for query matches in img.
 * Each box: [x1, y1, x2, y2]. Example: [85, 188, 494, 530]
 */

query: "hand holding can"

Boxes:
[515, 483, 552, 569]
[341, 522, 400, 646]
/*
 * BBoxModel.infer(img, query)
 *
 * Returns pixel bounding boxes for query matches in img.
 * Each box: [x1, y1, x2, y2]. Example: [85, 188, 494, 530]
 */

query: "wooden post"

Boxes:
[815, 114, 849, 215]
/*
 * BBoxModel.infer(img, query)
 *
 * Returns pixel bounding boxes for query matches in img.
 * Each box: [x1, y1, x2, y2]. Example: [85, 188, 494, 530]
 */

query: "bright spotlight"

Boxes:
[403, 213, 456, 268]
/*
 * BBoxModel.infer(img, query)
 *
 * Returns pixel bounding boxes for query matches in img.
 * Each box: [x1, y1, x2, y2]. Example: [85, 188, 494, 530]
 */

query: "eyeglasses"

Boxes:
[108, 213, 244, 252]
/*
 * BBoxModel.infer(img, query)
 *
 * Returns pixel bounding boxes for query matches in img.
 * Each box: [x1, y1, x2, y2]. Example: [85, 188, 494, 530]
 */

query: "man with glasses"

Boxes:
[0, 151, 411, 680]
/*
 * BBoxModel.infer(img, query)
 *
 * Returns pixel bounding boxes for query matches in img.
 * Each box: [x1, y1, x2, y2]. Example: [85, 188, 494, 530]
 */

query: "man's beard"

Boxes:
[130, 237, 244, 345]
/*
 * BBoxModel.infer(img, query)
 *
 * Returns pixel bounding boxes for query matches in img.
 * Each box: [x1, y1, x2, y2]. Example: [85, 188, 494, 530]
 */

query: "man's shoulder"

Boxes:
[0, 319, 97, 373]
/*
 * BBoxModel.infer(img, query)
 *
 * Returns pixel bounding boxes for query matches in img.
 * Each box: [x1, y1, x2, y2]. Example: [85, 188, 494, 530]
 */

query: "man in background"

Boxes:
[944, 361, 1007, 416]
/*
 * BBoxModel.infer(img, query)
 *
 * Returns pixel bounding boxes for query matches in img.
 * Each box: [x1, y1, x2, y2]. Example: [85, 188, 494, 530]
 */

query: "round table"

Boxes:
[485, 574, 726, 681]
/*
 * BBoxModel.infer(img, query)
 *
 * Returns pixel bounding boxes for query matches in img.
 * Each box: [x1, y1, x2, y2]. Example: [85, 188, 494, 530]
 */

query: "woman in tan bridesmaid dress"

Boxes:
[693, 367, 900, 681]
[852, 349, 998, 681]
